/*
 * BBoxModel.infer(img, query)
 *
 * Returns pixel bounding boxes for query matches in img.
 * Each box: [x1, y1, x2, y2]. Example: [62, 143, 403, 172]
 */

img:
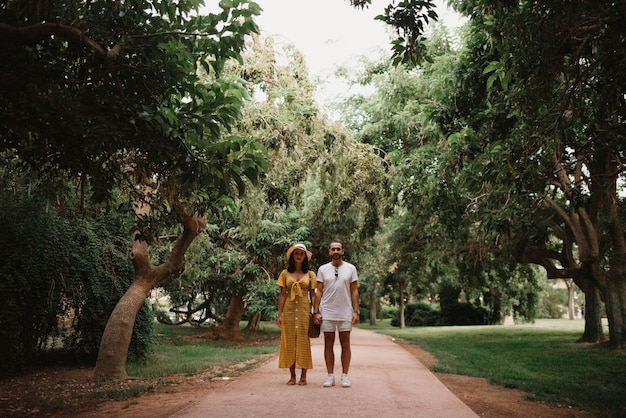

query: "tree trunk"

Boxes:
[213, 289, 246, 340]
[565, 279, 575, 320]
[93, 213, 206, 381]
[92, 278, 152, 381]
[246, 312, 261, 331]
[603, 277, 626, 348]
[369, 282, 378, 326]
[585, 148, 626, 348]
[399, 280, 405, 329]
[578, 282, 605, 343]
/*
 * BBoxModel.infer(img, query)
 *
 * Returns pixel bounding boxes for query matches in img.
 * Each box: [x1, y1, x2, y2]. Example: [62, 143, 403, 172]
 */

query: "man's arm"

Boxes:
[351, 281, 359, 324]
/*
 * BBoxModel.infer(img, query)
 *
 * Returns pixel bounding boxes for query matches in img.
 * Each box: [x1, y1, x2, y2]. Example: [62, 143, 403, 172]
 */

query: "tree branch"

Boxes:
[1, 22, 106, 55]
[0, 22, 125, 96]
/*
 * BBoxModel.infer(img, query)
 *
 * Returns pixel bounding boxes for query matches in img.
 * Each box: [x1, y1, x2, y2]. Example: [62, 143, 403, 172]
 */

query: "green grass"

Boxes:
[362, 319, 626, 417]
[126, 322, 280, 378]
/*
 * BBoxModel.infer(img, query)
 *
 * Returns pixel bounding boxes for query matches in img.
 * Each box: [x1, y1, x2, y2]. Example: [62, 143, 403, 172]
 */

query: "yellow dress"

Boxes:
[277, 270, 316, 369]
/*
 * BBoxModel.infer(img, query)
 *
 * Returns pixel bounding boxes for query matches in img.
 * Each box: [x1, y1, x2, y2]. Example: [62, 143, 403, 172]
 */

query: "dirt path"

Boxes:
[1, 328, 593, 417]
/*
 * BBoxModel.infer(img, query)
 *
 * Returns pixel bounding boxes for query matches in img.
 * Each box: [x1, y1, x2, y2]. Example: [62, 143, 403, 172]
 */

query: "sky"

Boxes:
[251, 0, 466, 110]
[205, 1, 466, 111]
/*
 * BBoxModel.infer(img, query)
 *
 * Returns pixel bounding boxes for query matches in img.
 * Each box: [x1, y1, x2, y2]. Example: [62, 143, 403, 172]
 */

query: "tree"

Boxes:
[154, 32, 391, 337]
[434, 0, 626, 344]
[336, 23, 544, 324]
[1, 0, 267, 380]
[346, 0, 624, 338]
[0, 185, 154, 377]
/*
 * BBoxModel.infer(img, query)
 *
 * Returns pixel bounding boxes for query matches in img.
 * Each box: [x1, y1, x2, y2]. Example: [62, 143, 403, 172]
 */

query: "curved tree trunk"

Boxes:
[93, 212, 206, 381]
[92, 277, 153, 381]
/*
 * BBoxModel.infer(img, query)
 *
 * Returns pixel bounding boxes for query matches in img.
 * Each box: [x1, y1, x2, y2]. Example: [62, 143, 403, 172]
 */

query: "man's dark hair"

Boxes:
[329, 239, 343, 249]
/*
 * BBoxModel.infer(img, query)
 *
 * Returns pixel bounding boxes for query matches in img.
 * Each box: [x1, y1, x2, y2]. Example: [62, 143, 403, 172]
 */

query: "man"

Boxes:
[313, 239, 359, 388]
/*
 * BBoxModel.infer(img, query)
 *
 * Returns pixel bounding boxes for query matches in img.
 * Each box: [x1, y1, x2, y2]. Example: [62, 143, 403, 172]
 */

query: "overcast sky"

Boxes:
[205, 1, 465, 111]
[254, 1, 389, 76]
[252, 1, 465, 110]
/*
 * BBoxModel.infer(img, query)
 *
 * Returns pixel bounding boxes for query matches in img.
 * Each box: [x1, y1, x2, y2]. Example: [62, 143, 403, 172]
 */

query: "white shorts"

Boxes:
[321, 319, 352, 333]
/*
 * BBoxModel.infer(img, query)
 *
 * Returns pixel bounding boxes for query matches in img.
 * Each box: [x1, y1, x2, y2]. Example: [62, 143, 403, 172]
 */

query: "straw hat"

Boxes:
[286, 243, 312, 260]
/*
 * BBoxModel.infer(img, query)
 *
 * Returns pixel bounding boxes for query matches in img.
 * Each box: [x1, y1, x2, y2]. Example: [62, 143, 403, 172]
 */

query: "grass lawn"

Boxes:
[126, 321, 280, 378]
[364, 319, 625, 417]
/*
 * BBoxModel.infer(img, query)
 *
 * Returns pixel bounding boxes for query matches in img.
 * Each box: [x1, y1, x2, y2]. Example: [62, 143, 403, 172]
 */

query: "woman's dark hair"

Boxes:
[287, 253, 309, 273]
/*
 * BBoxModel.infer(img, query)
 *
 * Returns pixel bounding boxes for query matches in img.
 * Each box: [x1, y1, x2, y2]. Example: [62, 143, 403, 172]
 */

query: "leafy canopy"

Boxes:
[0, 0, 267, 224]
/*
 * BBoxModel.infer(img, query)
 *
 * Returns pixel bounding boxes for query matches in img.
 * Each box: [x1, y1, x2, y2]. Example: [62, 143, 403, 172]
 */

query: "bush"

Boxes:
[359, 307, 369, 322]
[391, 303, 441, 327]
[390, 302, 491, 327]
[440, 302, 489, 326]
[0, 192, 153, 376]
[379, 306, 398, 319]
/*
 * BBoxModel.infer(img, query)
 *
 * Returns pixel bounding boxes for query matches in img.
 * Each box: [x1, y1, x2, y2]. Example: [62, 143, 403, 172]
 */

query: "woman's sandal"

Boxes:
[287, 378, 296, 385]
[298, 378, 307, 386]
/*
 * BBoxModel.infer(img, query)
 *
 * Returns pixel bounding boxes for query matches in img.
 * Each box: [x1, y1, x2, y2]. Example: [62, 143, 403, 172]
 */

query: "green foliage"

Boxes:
[391, 302, 440, 327]
[0, 190, 153, 376]
[154, 33, 390, 323]
[245, 276, 280, 321]
[358, 307, 369, 322]
[379, 306, 399, 319]
[439, 302, 488, 326]
[1, 0, 267, 375]
[374, 0, 439, 67]
[537, 287, 568, 319]
[440, 0, 626, 344]
[0, 0, 267, 232]
[390, 300, 489, 327]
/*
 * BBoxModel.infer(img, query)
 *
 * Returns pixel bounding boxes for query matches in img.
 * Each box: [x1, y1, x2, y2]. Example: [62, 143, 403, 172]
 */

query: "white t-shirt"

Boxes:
[317, 261, 358, 321]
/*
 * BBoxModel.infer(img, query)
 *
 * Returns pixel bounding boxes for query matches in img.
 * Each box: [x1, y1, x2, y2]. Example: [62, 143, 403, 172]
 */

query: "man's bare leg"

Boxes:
[338, 331, 351, 374]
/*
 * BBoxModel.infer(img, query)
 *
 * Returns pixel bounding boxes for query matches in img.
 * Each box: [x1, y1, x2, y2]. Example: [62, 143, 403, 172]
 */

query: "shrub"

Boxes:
[439, 302, 489, 326]
[380, 306, 398, 319]
[359, 307, 369, 322]
[391, 303, 441, 327]
[0, 192, 153, 376]
[390, 301, 491, 327]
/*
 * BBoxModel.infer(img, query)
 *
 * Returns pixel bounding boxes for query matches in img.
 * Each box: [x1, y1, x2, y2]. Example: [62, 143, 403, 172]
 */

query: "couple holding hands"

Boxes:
[276, 239, 360, 388]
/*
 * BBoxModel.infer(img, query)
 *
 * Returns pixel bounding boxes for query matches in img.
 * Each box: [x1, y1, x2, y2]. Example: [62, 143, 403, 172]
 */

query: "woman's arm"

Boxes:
[277, 286, 287, 327]
[313, 281, 324, 324]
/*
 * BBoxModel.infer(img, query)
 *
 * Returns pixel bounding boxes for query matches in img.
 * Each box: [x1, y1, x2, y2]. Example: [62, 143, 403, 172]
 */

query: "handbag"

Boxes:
[307, 271, 321, 338]
[308, 314, 321, 338]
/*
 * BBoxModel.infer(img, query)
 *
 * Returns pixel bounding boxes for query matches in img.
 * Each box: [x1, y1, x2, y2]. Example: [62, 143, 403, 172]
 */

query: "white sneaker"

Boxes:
[341, 373, 351, 388]
[323, 374, 335, 387]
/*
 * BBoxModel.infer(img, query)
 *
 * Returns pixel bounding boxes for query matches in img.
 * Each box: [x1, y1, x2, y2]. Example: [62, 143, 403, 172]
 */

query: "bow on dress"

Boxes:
[289, 281, 304, 301]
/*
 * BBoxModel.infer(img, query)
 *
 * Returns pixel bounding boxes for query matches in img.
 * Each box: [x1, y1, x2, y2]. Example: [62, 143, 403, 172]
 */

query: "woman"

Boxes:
[276, 243, 316, 385]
